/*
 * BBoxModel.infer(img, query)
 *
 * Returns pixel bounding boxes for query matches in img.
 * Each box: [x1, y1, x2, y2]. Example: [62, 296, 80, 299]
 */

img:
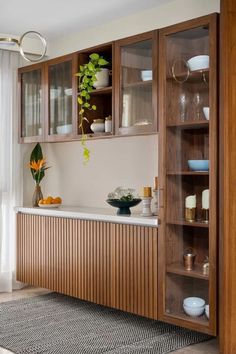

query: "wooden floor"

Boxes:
[0, 287, 219, 354]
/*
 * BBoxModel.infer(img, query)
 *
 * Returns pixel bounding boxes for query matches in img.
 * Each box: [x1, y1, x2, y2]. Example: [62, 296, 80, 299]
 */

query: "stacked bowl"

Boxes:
[183, 297, 205, 317]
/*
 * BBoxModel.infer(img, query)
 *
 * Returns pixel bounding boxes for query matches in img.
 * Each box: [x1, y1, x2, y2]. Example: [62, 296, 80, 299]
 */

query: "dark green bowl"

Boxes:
[106, 199, 141, 215]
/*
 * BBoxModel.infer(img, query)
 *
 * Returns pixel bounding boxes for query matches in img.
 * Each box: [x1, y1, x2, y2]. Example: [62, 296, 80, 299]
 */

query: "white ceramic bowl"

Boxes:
[203, 107, 209, 120]
[187, 55, 209, 71]
[56, 124, 72, 134]
[183, 297, 206, 307]
[205, 304, 209, 319]
[183, 304, 205, 317]
[141, 70, 152, 81]
[90, 120, 105, 133]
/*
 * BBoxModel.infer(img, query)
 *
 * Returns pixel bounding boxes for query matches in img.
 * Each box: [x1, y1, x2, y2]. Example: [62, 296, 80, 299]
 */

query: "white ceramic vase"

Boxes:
[93, 68, 109, 89]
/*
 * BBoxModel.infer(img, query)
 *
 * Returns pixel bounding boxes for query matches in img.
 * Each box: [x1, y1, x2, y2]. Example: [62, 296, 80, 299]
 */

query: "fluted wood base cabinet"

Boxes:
[16, 213, 158, 320]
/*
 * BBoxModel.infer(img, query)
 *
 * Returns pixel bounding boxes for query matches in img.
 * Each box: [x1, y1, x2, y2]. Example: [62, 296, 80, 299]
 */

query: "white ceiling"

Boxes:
[0, 0, 170, 40]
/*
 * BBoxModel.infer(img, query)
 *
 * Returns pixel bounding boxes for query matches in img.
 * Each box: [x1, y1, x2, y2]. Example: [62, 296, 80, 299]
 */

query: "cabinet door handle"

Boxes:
[159, 188, 164, 208]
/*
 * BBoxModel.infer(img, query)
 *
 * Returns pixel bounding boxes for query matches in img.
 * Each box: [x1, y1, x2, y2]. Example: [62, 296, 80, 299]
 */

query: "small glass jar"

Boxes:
[105, 115, 112, 133]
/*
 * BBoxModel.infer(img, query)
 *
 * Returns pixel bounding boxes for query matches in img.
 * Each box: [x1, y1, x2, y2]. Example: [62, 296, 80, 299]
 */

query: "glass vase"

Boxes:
[32, 184, 43, 207]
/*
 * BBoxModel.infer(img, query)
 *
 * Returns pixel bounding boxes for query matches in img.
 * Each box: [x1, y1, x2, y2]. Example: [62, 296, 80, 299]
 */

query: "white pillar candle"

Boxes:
[202, 189, 209, 209]
[185, 195, 196, 208]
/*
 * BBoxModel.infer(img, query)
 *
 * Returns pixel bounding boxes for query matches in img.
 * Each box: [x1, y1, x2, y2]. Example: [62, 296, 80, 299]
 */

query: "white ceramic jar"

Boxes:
[90, 119, 105, 133]
[105, 115, 112, 133]
[93, 68, 109, 89]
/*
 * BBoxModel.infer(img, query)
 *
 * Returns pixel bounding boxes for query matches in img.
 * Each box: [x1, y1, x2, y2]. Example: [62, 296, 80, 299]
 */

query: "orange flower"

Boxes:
[28, 159, 46, 171]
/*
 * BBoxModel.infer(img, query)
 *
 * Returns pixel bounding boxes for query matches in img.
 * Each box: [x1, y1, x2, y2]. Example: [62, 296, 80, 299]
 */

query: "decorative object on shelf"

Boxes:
[187, 159, 209, 172]
[187, 55, 209, 71]
[203, 107, 209, 120]
[171, 59, 190, 83]
[202, 256, 209, 276]
[56, 124, 72, 135]
[90, 119, 105, 133]
[185, 195, 196, 222]
[93, 68, 109, 89]
[28, 143, 50, 207]
[140, 187, 153, 217]
[75, 53, 109, 163]
[202, 189, 209, 223]
[183, 297, 206, 317]
[178, 92, 189, 122]
[205, 304, 209, 319]
[192, 92, 203, 120]
[106, 187, 141, 215]
[152, 177, 159, 216]
[105, 115, 112, 133]
[0, 31, 47, 62]
[141, 70, 152, 81]
[183, 248, 196, 271]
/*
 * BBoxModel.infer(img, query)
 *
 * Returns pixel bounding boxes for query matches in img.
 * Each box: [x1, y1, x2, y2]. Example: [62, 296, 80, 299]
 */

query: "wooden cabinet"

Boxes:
[16, 213, 158, 319]
[45, 54, 77, 142]
[114, 31, 158, 135]
[18, 63, 45, 143]
[158, 14, 218, 335]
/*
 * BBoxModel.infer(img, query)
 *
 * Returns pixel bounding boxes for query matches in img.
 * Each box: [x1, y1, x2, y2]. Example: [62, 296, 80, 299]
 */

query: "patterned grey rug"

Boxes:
[0, 293, 211, 354]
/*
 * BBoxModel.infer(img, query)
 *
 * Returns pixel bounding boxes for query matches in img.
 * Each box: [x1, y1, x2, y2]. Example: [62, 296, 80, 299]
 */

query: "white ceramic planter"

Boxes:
[93, 68, 109, 89]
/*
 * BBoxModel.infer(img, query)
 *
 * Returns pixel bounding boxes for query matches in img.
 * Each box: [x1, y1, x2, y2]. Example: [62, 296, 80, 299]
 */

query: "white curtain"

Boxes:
[0, 50, 24, 292]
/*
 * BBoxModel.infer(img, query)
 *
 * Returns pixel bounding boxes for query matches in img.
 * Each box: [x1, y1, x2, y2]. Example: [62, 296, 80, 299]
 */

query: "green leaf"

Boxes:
[88, 62, 94, 71]
[84, 102, 90, 108]
[80, 90, 87, 97]
[91, 105, 97, 110]
[78, 97, 83, 105]
[98, 58, 109, 66]
[30, 143, 43, 163]
[89, 53, 99, 61]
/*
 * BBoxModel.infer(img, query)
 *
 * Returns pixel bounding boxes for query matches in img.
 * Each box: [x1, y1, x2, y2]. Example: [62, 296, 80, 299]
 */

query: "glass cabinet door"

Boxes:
[115, 32, 157, 135]
[19, 65, 43, 141]
[159, 15, 217, 335]
[46, 55, 76, 141]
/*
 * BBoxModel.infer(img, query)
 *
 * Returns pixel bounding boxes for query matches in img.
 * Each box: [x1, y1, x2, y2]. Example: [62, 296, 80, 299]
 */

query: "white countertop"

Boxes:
[15, 206, 158, 227]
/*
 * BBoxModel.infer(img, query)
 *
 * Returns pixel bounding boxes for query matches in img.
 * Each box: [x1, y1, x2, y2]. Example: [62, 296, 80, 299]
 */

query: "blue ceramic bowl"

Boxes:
[188, 160, 209, 171]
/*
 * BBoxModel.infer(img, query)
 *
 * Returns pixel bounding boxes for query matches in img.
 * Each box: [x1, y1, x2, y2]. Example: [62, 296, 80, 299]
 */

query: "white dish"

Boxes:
[38, 204, 61, 208]
[141, 70, 152, 81]
[205, 304, 209, 319]
[203, 107, 209, 120]
[187, 55, 209, 71]
[56, 124, 72, 134]
[65, 88, 72, 96]
[183, 297, 205, 307]
[183, 304, 205, 317]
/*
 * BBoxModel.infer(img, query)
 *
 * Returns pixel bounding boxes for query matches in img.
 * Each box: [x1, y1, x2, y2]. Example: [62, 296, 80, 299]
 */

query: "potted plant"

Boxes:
[76, 53, 109, 163]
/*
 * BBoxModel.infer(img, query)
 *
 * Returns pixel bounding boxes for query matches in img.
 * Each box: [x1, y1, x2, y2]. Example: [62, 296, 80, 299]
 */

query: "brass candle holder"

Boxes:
[185, 207, 196, 222]
[202, 208, 209, 223]
[183, 251, 196, 271]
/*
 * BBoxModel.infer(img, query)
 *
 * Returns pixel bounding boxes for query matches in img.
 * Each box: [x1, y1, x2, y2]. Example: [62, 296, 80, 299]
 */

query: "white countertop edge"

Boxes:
[15, 206, 158, 227]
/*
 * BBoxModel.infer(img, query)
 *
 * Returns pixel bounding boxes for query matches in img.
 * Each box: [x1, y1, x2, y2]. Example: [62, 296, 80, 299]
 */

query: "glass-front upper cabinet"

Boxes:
[19, 64, 44, 143]
[158, 14, 217, 336]
[114, 31, 158, 135]
[45, 54, 77, 141]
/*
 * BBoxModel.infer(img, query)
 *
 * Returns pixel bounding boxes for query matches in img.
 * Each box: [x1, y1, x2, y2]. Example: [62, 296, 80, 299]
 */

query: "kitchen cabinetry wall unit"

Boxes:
[77, 43, 114, 138]
[16, 213, 158, 320]
[158, 14, 218, 335]
[45, 54, 78, 142]
[114, 31, 158, 135]
[18, 63, 45, 143]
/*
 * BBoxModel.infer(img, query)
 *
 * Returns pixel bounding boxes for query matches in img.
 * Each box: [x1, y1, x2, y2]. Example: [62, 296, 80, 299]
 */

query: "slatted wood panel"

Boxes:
[111, 223, 158, 319]
[17, 213, 158, 319]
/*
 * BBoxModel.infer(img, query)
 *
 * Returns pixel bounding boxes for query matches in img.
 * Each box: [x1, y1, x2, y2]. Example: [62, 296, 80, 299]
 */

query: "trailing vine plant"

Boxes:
[75, 53, 109, 164]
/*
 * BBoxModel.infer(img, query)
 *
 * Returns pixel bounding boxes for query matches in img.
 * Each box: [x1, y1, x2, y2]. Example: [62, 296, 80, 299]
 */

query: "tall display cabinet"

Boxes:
[158, 14, 218, 335]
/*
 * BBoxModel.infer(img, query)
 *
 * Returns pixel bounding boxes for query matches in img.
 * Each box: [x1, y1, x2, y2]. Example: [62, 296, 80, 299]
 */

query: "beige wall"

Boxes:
[23, 0, 220, 207]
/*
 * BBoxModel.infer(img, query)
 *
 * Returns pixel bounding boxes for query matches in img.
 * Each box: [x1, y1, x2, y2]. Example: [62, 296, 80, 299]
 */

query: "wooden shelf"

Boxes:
[166, 312, 209, 326]
[167, 68, 209, 83]
[167, 220, 209, 228]
[167, 262, 209, 280]
[167, 171, 209, 176]
[78, 86, 112, 96]
[123, 80, 152, 89]
[167, 120, 209, 129]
